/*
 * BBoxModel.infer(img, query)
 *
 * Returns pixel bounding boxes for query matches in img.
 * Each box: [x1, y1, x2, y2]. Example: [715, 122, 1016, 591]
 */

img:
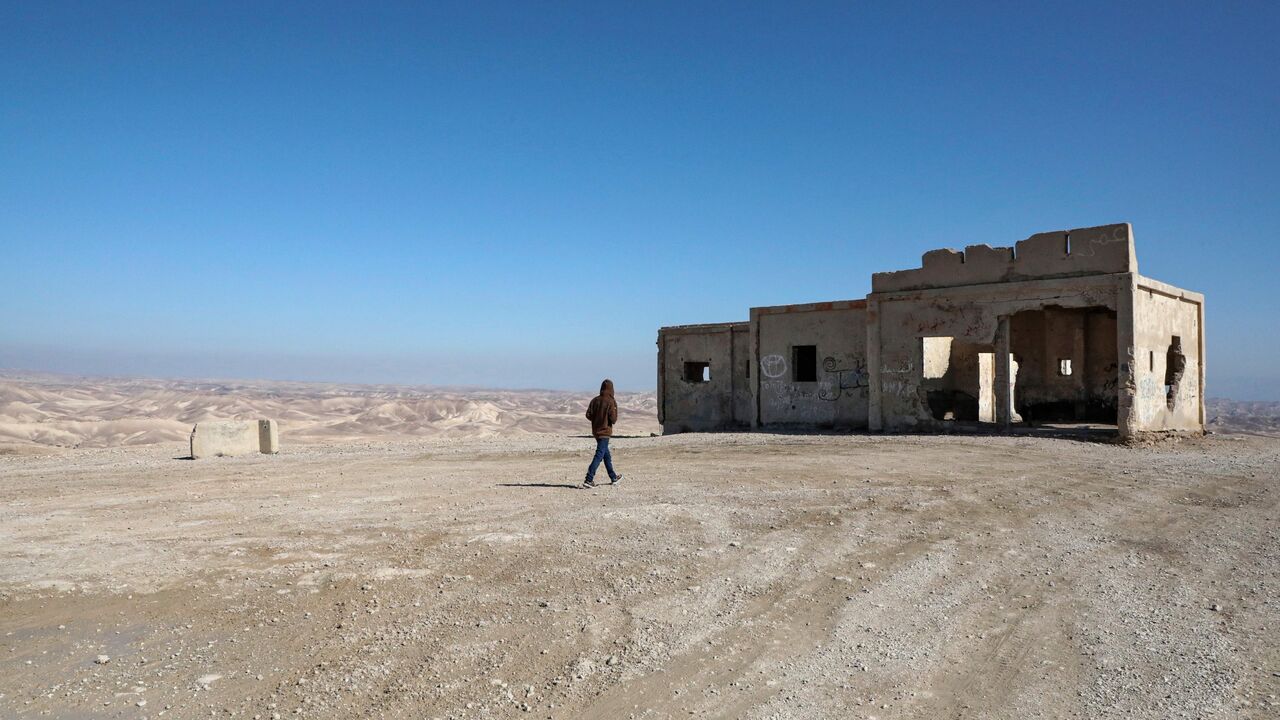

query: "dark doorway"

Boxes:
[1009, 306, 1118, 425]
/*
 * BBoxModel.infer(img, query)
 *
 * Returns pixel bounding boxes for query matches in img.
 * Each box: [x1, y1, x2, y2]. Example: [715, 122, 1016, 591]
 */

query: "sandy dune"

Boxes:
[0, 373, 660, 450]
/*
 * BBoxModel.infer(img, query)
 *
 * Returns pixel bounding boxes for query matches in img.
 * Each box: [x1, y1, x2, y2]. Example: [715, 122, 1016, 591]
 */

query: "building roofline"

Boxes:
[1136, 275, 1204, 304]
[657, 320, 748, 334]
[750, 299, 868, 316]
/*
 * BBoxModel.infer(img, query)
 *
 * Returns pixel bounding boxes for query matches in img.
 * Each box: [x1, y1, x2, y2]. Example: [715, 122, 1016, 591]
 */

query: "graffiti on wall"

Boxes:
[760, 354, 787, 378]
[817, 356, 869, 401]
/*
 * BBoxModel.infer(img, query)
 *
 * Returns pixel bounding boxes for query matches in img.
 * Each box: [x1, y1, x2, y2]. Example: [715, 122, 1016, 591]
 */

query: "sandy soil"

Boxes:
[1, 429, 1277, 720]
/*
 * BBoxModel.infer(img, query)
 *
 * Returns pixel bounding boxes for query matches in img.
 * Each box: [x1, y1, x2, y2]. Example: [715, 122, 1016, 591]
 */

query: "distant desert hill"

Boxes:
[1206, 398, 1280, 437]
[3, 373, 1275, 451]
[0, 372, 659, 449]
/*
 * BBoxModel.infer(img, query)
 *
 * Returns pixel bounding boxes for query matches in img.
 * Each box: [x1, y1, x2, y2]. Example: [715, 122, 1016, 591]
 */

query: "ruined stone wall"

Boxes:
[657, 322, 751, 433]
[872, 223, 1137, 293]
[750, 301, 869, 429]
[869, 275, 1122, 431]
[657, 222, 1203, 439]
[1129, 278, 1205, 433]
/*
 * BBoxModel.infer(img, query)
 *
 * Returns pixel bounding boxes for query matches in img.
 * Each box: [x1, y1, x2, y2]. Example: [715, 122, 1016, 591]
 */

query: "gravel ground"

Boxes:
[1, 431, 1277, 719]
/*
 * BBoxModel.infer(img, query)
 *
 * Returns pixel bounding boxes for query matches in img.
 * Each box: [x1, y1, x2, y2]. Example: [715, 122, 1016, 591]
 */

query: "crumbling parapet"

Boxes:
[871, 223, 1137, 293]
[190, 420, 279, 459]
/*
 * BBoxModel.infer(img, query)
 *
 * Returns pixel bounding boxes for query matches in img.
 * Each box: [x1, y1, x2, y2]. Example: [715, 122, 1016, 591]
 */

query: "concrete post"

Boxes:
[994, 315, 1013, 430]
[258, 420, 279, 454]
[656, 333, 665, 427]
[749, 308, 762, 428]
[1197, 295, 1207, 430]
[866, 298, 883, 432]
[1116, 274, 1138, 438]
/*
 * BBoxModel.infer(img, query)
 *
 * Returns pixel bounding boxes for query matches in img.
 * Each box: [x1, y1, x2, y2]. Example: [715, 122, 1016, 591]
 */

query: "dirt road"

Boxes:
[2, 432, 1277, 719]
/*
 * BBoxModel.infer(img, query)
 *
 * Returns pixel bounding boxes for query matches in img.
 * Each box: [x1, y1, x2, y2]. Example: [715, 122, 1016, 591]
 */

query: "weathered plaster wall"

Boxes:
[657, 323, 750, 433]
[656, 223, 1204, 440]
[1129, 278, 1205, 433]
[731, 327, 753, 424]
[750, 301, 869, 429]
[872, 223, 1136, 293]
[869, 276, 1121, 432]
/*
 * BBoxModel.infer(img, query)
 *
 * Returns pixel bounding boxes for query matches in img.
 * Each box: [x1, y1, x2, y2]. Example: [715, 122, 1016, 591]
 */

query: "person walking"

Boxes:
[584, 378, 623, 488]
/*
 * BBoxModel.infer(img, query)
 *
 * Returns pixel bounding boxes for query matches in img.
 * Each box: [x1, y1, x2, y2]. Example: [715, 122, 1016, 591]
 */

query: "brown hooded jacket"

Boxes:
[586, 379, 619, 438]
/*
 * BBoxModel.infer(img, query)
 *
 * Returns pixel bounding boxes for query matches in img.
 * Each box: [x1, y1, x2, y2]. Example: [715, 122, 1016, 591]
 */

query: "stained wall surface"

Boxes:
[868, 275, 1122, 431]
[751, 301, 869, 428]
[1129, 277, 1205, 432]
[657, 323, 750, 433]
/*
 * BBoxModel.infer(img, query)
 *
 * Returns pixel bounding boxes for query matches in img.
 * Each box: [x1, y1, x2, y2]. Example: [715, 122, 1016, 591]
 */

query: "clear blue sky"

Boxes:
[2, 2, 1277, 397]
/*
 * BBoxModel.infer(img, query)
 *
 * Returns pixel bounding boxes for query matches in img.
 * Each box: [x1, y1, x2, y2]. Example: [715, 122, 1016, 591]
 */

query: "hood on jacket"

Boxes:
[600, 379, 615, 397]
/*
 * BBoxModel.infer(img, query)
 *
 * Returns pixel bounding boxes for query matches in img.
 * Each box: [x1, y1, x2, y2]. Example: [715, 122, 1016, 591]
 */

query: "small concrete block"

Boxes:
[871, 269, 923, 293]
[1064, 223, 1135, 274]
[908, 249, 963, 289]
[961, 244, 1014, 284]
[1014, 230, 1070, 277]
[191, 420, 279, 459]
[921, 248, 964, 271]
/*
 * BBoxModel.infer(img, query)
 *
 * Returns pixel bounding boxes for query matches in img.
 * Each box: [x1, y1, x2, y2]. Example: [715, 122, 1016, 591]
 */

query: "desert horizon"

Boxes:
[0, 371, 662, 452]
[2, 371, 1277, 454]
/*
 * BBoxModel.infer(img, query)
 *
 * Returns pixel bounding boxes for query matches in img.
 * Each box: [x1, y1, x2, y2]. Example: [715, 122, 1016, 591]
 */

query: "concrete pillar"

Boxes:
[727, 325, 736, 428]
[1196, 296, 1207, 431]
[1116, 274, 1138, 438]
[656, 333, 665, 427]
[258, 420, 279, 454]
[749, 309, 762, 428]
[978, 352, 995, 423]
[1073, 322, 1087, 419]
[994, 315, 1013, 429]
[866, 298, 883, 432]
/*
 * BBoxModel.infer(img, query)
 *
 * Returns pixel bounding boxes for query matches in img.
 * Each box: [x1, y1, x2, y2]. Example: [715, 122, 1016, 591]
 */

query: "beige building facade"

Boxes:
[657, 223, 1204, 439]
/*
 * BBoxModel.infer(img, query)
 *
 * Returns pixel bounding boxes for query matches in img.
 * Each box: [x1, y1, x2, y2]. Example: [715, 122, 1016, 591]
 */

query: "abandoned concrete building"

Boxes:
[656, 223, 1205, 440]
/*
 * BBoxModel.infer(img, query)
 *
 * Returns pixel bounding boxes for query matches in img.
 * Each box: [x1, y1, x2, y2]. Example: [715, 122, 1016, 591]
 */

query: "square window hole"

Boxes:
[922, 336, 954, 379]
[683, 361, 710, 383]
[1058, 358, 1073, 376]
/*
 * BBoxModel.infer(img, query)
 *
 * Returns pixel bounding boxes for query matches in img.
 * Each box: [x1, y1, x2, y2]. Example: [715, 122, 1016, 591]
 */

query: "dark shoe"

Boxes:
[610, 474, 623, 485]
[583, 479, 597, 488]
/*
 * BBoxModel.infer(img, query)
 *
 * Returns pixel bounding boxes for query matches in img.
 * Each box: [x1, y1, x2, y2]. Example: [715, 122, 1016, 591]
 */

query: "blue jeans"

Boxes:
[586, 437, 617, 482]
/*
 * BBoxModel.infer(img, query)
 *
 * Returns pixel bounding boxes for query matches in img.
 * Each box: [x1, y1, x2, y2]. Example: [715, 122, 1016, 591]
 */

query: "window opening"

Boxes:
[1058, 358, 1073, 376]
[792, 346, 817, 382]
[683, 361, 710, 383]
[922, 337, 954, 379]
[1165, 336, 1185, 409]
